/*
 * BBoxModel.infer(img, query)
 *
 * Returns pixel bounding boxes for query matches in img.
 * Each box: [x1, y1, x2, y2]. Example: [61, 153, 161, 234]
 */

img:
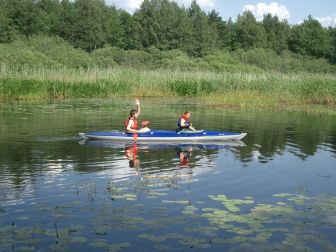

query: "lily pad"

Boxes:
[209, 195, 254, 212]
[18, 216, 30, 220]
[70, 236, 87, 243]
[89, 239, 109, 248]
[93, 225, 111, 235]
[154, 244, 172, 251]
[178, 236, 211, 249]
[139, 233, 166, 242]
[162, 200, 189, 205]
[107, 243, 130, 252]
[148, 192, 168, 196]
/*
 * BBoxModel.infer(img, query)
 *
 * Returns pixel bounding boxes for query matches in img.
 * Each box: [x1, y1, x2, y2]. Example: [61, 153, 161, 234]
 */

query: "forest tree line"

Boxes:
[0, 0, 335, 63]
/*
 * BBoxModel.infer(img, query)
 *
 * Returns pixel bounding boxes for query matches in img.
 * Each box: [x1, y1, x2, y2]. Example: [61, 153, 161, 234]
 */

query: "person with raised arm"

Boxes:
[125, 99, 141, 133]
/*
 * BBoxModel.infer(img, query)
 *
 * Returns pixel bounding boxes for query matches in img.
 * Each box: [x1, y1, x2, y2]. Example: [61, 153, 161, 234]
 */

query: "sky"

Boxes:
[105, 0, 336, 27]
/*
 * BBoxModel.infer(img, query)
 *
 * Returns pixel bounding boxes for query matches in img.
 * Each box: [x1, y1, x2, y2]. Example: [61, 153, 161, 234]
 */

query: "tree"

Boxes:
[234, 11, 266, 49]
[119, 10, 141, 49]
[55, 0, 77, 44]
[36, 0, 62, 35]
[133, 0, 159, 48]
[262, 14, 289, 53]
[154, 0, 189, 50]
[6, 0, 52, 37]
[186, 0, 212, 56]
[133, 0, 193, 51]
[328, 27, 336, 63]
[208, 10, 226, 49]
[288, 15, 331, 58]
[222, 17, 236, 50]
[102, 5, 124, 48]
[72, 0, 106, 51]
[0, 0, 17, 42]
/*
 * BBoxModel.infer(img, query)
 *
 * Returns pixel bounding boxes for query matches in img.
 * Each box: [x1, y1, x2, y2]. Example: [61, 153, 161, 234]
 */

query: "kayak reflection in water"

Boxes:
[125, 143, 140, 173]
[177, 111, 196, 132]
[176, 146, 193, 168]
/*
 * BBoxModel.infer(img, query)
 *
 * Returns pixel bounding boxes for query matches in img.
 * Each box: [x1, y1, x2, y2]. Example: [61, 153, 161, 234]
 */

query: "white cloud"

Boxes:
[316, 15, 336, 28]
[242, 2, 290, 21]
[106, 0, 215, 13]
[177, 0, 215, 8]
[105, 0, 143, 12]
[297, 15, 336, 28]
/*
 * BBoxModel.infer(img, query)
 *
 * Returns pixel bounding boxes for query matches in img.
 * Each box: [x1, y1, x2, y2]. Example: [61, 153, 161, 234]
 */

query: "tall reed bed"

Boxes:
[1, 66, 336, 107]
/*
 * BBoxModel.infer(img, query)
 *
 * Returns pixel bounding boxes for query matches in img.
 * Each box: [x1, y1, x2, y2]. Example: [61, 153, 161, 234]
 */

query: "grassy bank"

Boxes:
[1, 37, 336, 113]
[1, 67, 335, 113]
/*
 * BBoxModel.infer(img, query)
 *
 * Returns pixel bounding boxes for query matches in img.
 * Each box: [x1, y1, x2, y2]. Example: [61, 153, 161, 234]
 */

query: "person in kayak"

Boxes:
[126, 98, 141, 133]
[177, 111, 196, 132]
[126, 99, 151, 134]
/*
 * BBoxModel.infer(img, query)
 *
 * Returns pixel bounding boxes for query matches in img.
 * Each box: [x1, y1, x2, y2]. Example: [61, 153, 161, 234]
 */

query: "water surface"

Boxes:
[0, 99, 336, 252]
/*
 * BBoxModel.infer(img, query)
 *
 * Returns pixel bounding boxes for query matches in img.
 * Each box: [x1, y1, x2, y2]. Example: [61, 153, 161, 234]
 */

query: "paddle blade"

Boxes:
[141, 120, 150, 127]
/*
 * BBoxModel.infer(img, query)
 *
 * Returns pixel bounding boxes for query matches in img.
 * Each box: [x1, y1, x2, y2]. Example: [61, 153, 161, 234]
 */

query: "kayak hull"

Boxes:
[79, 130, 247, 142]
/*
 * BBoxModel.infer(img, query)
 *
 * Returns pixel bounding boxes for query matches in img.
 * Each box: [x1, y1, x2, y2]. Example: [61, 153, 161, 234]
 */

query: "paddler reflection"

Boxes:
[125, 143, 140, 173]
[176, 146, 193, 168]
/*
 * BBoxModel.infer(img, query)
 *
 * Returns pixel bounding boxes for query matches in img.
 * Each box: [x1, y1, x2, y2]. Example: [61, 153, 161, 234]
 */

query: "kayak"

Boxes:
[79, 130, 247, 142]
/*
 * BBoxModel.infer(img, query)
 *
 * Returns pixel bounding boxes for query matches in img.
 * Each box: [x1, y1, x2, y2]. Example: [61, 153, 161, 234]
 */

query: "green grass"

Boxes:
[1, 67, 335, 113]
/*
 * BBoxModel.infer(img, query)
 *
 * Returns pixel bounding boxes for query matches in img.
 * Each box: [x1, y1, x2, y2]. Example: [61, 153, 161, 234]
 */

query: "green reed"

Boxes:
[1, 66, 335, 109]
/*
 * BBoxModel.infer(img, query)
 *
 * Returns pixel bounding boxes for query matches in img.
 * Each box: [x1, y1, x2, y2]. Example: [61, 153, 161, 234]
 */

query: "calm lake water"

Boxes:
[0, 98, 336, 252]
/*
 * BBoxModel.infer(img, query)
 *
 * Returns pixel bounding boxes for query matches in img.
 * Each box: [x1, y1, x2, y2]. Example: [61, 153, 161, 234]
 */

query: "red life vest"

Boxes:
[177, 115, 190, 130]
[125, 118, 138, 130]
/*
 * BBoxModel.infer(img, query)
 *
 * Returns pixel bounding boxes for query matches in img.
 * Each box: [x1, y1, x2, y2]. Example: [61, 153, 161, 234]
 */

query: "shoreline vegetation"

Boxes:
[1, 66, 335, 114]
[1, 37, 336, 114]
[1, 0, 336, 114]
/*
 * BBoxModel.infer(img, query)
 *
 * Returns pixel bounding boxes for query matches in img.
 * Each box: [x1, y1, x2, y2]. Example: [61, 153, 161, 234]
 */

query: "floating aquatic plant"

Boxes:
[162, 200, 189, 205]
[139, 233, 167, 242]
[107, 243, 130, 252]
[89, 239, 109, 248]
[178, 236, 211, 249]
[70, 236, 87, 243]
[93, 225, 111, 235]
[154, 244, 172, 251]
[209, 194, 254, 212]
[182, 205, 198, 215]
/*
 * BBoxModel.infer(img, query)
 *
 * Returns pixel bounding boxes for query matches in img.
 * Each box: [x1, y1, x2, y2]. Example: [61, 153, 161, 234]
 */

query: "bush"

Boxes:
[232, 48, 336, 73]
[27, 36, 95, 68]
[0, 36, 94, 69]
[1, 36, 335, 74]
[0, 42, 58, 69]
[90, 47, 118, 68]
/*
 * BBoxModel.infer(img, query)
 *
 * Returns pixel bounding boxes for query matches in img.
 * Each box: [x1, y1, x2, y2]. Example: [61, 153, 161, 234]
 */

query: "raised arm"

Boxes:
[135, 98, 140, 116]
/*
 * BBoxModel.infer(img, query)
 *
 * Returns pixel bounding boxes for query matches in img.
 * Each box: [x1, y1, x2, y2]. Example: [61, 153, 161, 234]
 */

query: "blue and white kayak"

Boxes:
[79, 130, 247, 142]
